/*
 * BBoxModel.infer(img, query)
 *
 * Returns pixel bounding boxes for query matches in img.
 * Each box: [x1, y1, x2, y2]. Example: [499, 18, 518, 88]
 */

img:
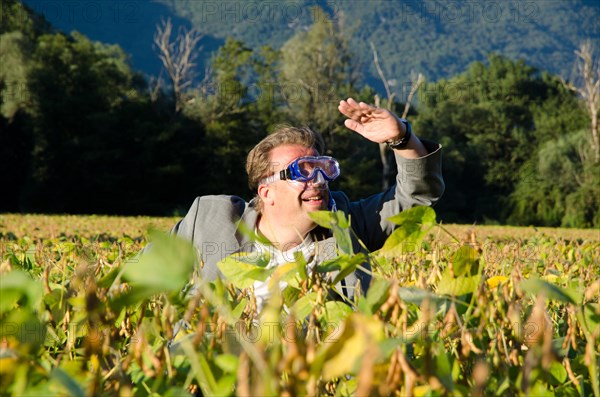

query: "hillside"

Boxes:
[25, 0, 600, 93]
[22, 0, 600, 93]
[164, 0, 600, 84]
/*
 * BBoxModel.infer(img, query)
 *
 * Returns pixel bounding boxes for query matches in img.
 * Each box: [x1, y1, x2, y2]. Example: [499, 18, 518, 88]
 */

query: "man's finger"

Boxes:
[358, 101, 374, 111]
[338, 104, 365, 121]
[346, 97, 360, 107]
[344, 119, 364, 134]
[342, 98, 368, 116]
[338, 100, 356, 115]
[338, 103, 353, 116]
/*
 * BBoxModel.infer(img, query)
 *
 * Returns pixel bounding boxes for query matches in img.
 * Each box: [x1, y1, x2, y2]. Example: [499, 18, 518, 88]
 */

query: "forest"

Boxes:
[1, 0, 599, 227]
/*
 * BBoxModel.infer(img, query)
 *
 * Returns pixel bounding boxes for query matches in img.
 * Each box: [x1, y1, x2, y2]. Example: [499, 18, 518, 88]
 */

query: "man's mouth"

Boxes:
[301, 192, 326, 206]
[302, 194, 322, 202]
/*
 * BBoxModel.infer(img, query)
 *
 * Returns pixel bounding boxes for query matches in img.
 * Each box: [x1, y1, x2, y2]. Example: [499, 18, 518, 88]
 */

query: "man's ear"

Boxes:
[257, 183, 275, 206]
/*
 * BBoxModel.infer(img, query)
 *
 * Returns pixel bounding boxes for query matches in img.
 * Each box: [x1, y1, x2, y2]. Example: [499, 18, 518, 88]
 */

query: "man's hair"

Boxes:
[246, 125, 325, 191]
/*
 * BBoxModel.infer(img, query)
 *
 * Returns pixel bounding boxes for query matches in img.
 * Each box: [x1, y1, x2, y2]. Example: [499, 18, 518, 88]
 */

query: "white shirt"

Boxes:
[252, 235, 316, 313]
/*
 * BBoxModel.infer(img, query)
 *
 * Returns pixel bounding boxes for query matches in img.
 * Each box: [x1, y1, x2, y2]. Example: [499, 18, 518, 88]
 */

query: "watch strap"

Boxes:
[386, 119, 412, 149]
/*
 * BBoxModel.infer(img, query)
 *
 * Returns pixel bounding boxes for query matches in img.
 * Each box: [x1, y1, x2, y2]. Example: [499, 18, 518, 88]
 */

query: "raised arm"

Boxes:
[338, 98, 429, 158]
[336, 98, 444, 250]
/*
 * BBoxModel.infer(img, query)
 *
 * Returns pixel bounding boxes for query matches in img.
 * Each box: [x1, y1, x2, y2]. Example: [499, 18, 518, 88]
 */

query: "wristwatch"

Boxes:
[386, 119, 412, 149]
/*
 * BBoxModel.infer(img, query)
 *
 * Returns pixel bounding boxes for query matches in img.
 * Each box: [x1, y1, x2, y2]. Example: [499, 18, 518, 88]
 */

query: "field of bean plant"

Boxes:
[1, 209, 598, 396]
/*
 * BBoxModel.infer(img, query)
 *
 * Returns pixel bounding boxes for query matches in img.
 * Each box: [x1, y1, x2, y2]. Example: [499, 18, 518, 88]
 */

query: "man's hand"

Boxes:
[338, 98, 405, 143]
[338, 97, 429, 158]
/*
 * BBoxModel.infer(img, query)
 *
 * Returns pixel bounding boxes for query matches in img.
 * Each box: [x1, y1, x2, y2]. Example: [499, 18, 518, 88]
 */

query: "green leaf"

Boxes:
[214, 375, 236, 396]
[316, 253, 366, 285]
[231, 300, 247, 319]
[308, 210, 350, 229]
[270, 261, 302, 289]
[520, 277, 577, 304]
[214, 354, 239, 373]
[0, 269, 42, 313]
[548, 361, 567, 385]
[217, 252, 273, 289]
[413, 385, 431, 396]
[2, 308, 46, 348]
[364, 277, 391, 314]
[97, 266, 121, 289]
[123, 230, 196, 295]
[583, 303, 599, 333]
[378, 227, 422, 257]
[282, 286, 301, 308]
[397, 287, 445, 306]
[377, 338, 404, 360]
[181, 339, 219, 396]
[554, 384, 581, 397]
[308, 211, 353, 254]
[387, 206, 436, 227]
[377, 207, 436, 257]
[322, 300, 354, 326]
[433, 341, 454, 391]
[308, 211, 337, 228]
[451, 245, 479, 276]
[335, 376, 358, 396]
[164, 388, 194, 397]
[529, 380, 554, 397]
[357, 296, 370, 315]
[496, 376, 511, 396]
[294, 250, 308, 281]
[437, 271, 481, 296]
[292, 292, 318, 320]
[51, 367, 86, 397]
[313, 314, 384, 379]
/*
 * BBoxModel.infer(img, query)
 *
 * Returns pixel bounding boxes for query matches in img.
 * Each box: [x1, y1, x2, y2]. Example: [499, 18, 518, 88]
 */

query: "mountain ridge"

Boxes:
[22, 0, 600, 94]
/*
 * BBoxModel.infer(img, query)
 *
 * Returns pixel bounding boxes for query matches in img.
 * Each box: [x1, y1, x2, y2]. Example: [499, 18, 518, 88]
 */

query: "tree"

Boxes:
[508, 45, 600, 228]
[370, 41, 396, 191]
[252, 45, 286, 127]
[154, 18, 203, 112]
[0, 0, 51, 120]
[181, 38, 265, 198]
[415, 54, 588, 225]
[278, 7, 355, 146]
[562, 41, 600, 163]
[510, 124, 599, 228]
[0, 0, 51, 38]
[370, 41, 425, 190]
[22, 31, 154, 213]
[0, 31, 32, 120]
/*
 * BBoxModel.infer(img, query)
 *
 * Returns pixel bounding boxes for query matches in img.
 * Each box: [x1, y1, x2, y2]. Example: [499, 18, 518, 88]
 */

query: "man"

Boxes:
[170, 98, 444, 304]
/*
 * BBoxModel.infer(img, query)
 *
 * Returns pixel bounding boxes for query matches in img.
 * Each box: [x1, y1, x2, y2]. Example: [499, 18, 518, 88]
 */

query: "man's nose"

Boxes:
[308, 170, 327, 186]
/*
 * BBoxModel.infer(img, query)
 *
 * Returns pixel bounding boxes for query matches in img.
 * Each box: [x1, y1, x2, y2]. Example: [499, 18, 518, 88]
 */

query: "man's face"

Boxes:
[260, 144, 330, 234]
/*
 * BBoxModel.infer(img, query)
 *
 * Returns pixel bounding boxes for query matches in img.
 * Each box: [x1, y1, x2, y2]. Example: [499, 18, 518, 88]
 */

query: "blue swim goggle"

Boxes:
[262, 156, 341, 184]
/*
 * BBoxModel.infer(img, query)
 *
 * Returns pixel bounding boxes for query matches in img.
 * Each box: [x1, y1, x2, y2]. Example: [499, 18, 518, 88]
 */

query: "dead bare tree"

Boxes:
[370, 42, 425, 190]
[148, 70, 165, 103]
[401, 72, 425, 119]
[563, 41, 600, 163]
[153, 18, 203, 112]
[370, 42, 394, 190]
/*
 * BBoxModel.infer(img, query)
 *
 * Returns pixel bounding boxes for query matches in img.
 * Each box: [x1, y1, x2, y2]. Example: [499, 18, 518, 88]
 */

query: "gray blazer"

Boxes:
[171, 140, 444, 300]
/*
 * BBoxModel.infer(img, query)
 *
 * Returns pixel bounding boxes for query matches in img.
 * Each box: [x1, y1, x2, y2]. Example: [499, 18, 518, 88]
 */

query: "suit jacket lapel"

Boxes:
[233, 198, 260, 254]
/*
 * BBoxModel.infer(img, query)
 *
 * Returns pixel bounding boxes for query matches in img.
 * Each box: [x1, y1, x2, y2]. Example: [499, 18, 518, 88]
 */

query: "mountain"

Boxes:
[21, 0, 224, 77]
[22, 0, 600, 94]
